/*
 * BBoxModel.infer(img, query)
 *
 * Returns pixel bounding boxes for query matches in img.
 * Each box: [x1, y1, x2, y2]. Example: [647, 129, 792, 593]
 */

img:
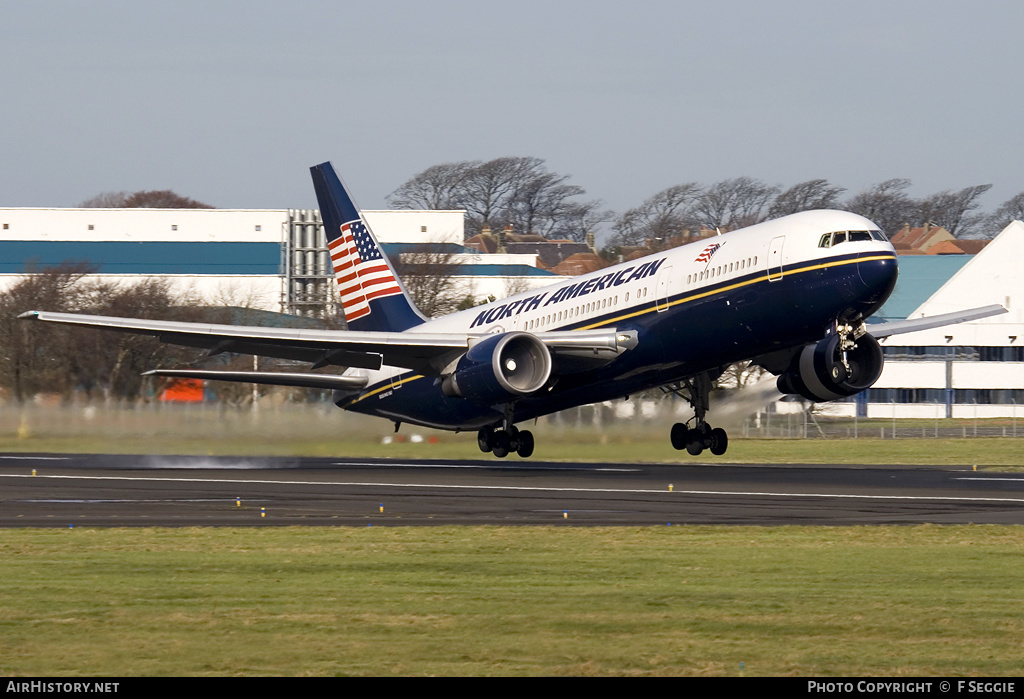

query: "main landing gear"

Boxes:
[477, 424, 534, 459]
[670, 420, 728, 456]
[664, 372, 729, 457]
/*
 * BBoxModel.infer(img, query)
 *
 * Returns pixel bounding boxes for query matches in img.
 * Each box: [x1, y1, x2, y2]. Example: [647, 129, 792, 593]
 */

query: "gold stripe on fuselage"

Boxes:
[579, 253, 894, 330]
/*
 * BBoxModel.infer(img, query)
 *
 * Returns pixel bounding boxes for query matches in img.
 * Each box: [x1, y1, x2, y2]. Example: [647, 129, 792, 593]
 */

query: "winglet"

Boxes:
[310, 162, 426, 332]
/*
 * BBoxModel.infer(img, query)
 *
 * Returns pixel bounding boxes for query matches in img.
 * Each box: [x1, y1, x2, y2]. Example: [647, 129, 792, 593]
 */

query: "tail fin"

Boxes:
[310, 162, 426, 332]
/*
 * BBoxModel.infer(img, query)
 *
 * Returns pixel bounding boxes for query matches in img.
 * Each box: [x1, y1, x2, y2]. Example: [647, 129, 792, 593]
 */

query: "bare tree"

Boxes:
[79, 190, 214, 208]
[693, 177, 781, 230]
[0, 266, 212, 402]
[75, 279, 207, 401]
[391, 242, 466, 317]
[0, 263, 98, 401]
[768, 179, 846, 218]
[916, 184, 992, 238]
[78, 192, 131, 207]
[611, 183, 703, 247]
[984, 191, 1024, 235]
[461, 157, 545, 233]
[506, 171, 588, 239]
[549, 200, 613, 243]
[387, 161, 480, 210]
[388, 157, 604, 240]
[843, 179, 917, 237]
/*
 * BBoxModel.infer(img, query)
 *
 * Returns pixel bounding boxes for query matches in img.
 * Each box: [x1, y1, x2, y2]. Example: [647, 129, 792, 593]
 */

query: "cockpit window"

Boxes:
[821, 230, 886, 247]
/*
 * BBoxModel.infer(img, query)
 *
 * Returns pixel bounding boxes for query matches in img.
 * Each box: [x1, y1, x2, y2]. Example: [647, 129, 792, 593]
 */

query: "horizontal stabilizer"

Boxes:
[868, 304, 1007, 338]
[142, 369, 368, 391]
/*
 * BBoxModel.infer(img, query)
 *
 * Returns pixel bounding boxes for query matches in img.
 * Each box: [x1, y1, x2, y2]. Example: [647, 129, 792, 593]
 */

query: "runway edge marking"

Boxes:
[3, 473, 1024, 504]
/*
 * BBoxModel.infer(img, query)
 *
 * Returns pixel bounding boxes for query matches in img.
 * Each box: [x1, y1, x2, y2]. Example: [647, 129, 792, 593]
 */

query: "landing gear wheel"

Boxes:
[685, 428, 704, 456]
[670, 423, 688, 451]
[516, 430, 535, 458]
[492, 431, 511, 458]
[709, 427, 728, 456]
[477, 428, 493, 453]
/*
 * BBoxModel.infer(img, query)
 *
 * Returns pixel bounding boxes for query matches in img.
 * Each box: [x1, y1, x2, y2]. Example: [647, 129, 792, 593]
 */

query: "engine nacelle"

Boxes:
[777, 332, 884, 402]
[441, 332, 553, 405]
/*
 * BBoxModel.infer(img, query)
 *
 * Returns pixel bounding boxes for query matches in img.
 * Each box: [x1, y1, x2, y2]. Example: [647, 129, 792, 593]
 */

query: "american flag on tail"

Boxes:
[695, 242, 723, 264]
[328, 217, 403, 322]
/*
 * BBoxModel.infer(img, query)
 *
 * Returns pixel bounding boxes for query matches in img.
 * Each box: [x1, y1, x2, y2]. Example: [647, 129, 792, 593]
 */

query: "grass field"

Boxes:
[2, 403, 1024, 466]
[1, 525, 1023, 677]
[3, 404, 1023, 676]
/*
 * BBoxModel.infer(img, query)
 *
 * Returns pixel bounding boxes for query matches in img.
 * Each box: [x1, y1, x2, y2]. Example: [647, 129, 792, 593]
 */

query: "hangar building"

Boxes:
[848, 220, 1024, 419]
[0, 207, 564, 317]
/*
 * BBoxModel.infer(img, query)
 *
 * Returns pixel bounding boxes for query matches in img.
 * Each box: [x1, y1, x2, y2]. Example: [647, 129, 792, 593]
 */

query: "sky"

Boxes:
[2, 0, 1022, 228]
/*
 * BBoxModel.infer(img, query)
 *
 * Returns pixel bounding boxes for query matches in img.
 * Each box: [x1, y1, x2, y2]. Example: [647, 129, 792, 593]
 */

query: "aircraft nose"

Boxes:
[855, 254, 898, 316]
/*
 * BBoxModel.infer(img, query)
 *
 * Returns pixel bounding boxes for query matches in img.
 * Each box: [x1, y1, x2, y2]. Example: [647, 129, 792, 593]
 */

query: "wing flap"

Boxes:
[143, 369, 368, 391]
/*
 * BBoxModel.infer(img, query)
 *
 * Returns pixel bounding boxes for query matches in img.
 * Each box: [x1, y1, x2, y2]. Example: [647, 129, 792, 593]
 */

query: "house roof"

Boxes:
[551, 253, 608, 276]
[926, 239, 991, 255]
[505, 241, 592, 269]
[890, 224, 953, 252]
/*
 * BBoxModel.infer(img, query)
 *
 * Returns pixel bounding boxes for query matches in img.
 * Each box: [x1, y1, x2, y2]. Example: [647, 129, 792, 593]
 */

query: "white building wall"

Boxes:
[866, 403, 948, 419]
[0, 208, 470, 313]
[952, 363, 1024, 388]
[864, 220, 1024, 417]
[362, 210, 464, 245]
[1, 208, 465, 244]
[875, 362, 945, 389]
[0, 208, 287, 242]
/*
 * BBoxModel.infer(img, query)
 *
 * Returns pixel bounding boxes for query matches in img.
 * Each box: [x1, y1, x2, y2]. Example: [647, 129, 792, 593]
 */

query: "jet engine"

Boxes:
[441, 332, 553, 405]
[776, 332, 884, 402]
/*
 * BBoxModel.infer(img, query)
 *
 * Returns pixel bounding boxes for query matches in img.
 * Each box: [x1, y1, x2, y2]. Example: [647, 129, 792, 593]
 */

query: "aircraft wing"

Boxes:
[18, 310, 636, 376]
[867, 304, 1007, 339]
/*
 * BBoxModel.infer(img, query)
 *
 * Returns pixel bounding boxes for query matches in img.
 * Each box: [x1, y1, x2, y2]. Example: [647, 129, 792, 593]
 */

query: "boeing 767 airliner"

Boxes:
[20, 163, 1005, 458]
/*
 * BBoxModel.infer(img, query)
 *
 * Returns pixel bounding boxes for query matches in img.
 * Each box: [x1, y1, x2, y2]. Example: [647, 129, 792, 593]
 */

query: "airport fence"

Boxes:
[1, 399, 1022, 452]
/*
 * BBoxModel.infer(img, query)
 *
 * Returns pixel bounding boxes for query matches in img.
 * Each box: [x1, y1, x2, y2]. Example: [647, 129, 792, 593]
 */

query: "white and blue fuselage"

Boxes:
[337, 210, 897, 431]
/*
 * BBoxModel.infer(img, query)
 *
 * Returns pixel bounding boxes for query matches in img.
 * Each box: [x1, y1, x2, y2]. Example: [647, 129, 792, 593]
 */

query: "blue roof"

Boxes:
[1, 241, 280, 275]
[872, 255, 972, 322]
[380, 242, 477, 256]
[1, 240, 558, 279]
[454, 264, 556, 277]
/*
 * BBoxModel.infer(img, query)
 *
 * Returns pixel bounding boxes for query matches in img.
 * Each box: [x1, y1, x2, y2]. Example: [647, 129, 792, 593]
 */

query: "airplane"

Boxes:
[19, 162, 1006, 458]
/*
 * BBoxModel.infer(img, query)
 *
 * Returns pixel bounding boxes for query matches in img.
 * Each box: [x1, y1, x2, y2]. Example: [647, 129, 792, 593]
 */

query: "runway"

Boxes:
[2, 453, 1024, 526]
